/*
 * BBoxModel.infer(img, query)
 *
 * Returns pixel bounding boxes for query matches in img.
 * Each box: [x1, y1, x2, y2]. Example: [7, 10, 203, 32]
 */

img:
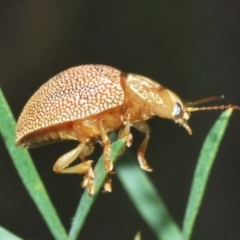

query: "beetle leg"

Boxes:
[81, 160, 95, 196]
[133, 121, 153, 172]
[57, 160, 93, 174]
[100, 123, 113, 172]
[53, 143, 96, 196]
[117, 121, 133, 160]
[102, 172, 115, 193]
[77, 144, 95, 196]
[53, 144, 92, 174]
[118, 120, 132, 147]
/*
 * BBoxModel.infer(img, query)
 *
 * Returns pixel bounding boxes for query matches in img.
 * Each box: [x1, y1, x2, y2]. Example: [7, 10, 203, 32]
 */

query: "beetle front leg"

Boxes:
[133, 121, 153, 172]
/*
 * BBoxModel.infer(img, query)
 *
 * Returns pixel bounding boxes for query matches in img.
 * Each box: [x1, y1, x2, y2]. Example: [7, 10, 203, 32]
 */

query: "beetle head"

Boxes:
[152, 89, 192, 134]
[153, 91, 240, 135]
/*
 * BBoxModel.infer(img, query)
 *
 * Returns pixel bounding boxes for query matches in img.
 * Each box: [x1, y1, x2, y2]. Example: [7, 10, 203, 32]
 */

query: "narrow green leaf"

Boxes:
[116, 151, 182, 240]
[68, 136, 127, 240]
[134, 231, 142, 240]
[182, 109, 233, 240]
[0, 226, 23, 240]
[0, 88, 68, 240]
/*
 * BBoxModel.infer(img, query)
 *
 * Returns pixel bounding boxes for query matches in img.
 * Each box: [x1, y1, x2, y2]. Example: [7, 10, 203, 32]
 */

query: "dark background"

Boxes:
[1, 1, 240, 240]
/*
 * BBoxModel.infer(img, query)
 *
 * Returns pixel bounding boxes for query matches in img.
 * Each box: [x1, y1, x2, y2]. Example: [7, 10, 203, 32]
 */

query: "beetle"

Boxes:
[15, 64, 240, 196]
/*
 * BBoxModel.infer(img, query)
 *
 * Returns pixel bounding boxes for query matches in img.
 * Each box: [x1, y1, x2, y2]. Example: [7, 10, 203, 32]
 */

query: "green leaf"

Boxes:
[134, 231, 142, 240]
[0, 88, 68, 240]
[182, 109, 233, 240]
[68, 136, 127, 240]
[116, 151, 182, 240]
[0, 226, 23, 240]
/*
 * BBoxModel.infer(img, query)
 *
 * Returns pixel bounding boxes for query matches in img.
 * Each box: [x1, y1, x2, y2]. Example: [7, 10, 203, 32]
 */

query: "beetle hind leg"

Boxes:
[53, 143, 96, 196]
[53, 143, 92, 174]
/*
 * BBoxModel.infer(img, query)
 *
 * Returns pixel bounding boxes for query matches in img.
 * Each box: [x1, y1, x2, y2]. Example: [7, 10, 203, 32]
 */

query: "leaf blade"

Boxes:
[182, 109, 233, 240]
[0, 88, 68, 240]
[68, 136, 127, 240]
[0, 226, 23, 240]
[116, 151, 182, 240]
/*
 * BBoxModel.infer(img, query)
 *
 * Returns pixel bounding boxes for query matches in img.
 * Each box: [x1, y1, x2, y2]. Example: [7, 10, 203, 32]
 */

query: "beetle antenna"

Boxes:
[186, 95, 224, 106]
[186, 105, 240, 112]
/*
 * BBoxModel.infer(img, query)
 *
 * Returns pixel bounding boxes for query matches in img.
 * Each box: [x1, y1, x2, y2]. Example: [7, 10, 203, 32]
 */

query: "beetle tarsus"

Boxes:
[137, 154, 153, 172]
[126, 133, 133, 147]
[82, 167, 95, 197]
[103, 172, 114, 193]
[104, 160, 113, 172]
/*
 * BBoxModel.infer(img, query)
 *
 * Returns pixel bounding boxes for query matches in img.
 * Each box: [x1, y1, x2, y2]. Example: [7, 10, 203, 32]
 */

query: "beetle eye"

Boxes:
[173, 102, 182, 117]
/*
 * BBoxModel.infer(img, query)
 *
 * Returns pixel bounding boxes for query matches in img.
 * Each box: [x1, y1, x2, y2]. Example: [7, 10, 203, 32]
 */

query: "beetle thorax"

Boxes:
[125, 74, 164, 105]
[124, 73, 188, 122]
[122, 73, 165, 120]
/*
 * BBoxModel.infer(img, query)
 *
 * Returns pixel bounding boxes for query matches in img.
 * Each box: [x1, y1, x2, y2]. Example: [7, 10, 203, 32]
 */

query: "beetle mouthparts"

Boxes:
[175, 119, 192, 135]
[184, 123, 193, 135]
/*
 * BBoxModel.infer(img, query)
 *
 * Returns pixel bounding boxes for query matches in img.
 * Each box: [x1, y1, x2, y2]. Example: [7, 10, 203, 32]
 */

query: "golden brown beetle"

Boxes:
[15, 64, 240, 196]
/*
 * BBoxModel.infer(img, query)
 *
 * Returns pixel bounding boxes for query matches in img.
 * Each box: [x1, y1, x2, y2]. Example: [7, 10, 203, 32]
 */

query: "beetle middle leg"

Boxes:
[100, 122, 113, 172]
[100, 112, 123, 172]
[118, 120, 133, 147]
